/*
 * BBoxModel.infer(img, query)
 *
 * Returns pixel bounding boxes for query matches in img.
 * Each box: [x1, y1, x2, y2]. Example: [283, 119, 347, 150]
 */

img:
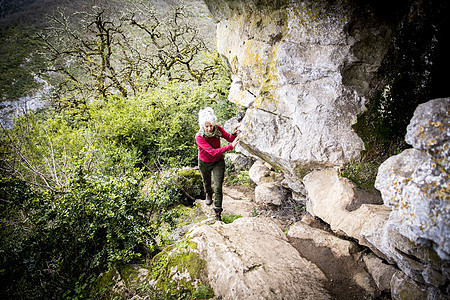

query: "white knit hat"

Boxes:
[198, 107, 217, 128]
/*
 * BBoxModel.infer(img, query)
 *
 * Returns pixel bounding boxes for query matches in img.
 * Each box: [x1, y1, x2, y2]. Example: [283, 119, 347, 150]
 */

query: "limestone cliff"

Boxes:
[205, 0, 448, 190]
[204, 0, 449, 298]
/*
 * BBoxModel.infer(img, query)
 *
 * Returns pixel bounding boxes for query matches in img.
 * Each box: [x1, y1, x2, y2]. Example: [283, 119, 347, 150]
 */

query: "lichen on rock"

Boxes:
[148, 239, 213, 299]
[211, 0, 372, 192]
[375, 98, 449, 261]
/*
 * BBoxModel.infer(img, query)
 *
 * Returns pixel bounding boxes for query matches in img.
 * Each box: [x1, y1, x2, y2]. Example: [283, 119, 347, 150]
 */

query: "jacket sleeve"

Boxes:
[195, 134, 234, 158]
[217, 125, 236, 143]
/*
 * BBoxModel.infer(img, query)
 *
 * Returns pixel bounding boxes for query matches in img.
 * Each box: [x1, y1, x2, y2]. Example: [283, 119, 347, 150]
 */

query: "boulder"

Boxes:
[303, 166, 449, 291]
[363, 253, 399, 293]
[376, 98, 450, 261]
[371, 98, 449, 293]
[288, 221, 360, 258]
[375, 149, 449, 260]
[303, 168, 391, 252]
[225, 153, 255, 171]
[254, 182, 288, 206]
[248, 159, 280, 185]
[187, 217, 333, 299]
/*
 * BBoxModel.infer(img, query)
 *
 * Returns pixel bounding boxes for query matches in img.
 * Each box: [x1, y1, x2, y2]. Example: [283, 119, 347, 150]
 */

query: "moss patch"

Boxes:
[149, 239, 213, 299]
[89, 239, 213, 299]
[339, 161, 380, 192]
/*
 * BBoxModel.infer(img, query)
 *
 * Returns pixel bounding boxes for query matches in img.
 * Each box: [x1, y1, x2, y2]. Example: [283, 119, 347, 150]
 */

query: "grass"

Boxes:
[221, 213, 242, 224]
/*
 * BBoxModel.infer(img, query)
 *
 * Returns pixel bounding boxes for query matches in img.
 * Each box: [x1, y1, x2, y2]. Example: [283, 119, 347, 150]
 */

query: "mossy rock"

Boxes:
[149, 239, 214, 299]
[91, 264, 152, 299]
[90, 240, 213, 299]
[176, 168, 204, 204]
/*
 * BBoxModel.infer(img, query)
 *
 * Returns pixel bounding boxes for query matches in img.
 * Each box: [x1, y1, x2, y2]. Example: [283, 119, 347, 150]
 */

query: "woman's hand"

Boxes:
[232, 136, 240, 148]
[232, 123, 241, 135]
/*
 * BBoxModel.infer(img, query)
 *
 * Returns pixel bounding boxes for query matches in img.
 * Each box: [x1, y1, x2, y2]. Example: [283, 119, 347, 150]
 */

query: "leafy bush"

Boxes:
[0, 168, 184, 299]
[89, 80, 233, 168]
[1, 111, 138, 189]
[0, 36, 234, 300]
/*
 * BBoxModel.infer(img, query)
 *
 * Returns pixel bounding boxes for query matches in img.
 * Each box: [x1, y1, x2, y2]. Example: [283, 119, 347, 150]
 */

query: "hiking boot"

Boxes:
[214, 208, 223, 222]
[205, 193, 213, 206]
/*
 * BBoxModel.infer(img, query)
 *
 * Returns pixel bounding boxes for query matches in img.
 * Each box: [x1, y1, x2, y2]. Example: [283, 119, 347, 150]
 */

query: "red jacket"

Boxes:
[195, 125, 236, 162]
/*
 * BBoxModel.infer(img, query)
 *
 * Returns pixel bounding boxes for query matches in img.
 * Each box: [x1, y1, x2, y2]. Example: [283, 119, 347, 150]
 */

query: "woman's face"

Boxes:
[204, 122, 214, 133]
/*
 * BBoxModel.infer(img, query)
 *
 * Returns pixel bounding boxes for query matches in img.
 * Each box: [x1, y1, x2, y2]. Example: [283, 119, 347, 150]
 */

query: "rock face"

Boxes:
[377, 98, 449, 260]
[187, 217, 333, 299]
[303, 168, 392, 252]
[303, 99, 449, 298]
[202, 0, 449, 298]
[204, 0, 395, 190]
[374, 98, 449, 296]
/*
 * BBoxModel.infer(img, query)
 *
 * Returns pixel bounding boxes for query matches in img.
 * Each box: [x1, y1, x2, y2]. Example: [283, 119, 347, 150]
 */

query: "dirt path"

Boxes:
[195, 185, 256, 218]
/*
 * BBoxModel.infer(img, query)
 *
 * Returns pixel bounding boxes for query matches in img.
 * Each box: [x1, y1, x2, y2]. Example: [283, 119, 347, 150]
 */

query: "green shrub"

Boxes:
[0, 168, 183, 299]
[1, 111, 139, 188]
[193, 284, 215, 299]
[89, 80, 233, 168]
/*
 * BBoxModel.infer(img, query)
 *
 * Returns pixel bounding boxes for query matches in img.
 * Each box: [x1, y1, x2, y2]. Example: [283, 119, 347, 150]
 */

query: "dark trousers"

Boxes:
[198, 158, 225, 209]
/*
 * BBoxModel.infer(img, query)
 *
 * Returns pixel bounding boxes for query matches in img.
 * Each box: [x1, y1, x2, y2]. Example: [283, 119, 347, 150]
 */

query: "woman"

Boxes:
[195, 107, 240, 221]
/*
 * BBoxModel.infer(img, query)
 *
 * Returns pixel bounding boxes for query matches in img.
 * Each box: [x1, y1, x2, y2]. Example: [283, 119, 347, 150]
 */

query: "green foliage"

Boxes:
[193, 284, 215, 299]
[226, 170, 255, 187]
[147, 240, 212, 299]
[251, 207, 260, 217]
[1, 71, 232, 183]
[1, 111, 138, 188]
[0, 167, 186, 299]
[0, 176, 35, 218]
[90, 84, 203, 167]
[221, 213, 243, 224]
[0, 6, 233, 299]
[0, 25, 46, 102]
[89, 79, 232, 168]
[340, 161, 380, 191]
